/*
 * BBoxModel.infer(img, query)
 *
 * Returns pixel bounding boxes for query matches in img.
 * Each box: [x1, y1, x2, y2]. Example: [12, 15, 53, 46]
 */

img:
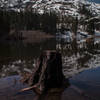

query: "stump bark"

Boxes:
[21, 50, 65, 94]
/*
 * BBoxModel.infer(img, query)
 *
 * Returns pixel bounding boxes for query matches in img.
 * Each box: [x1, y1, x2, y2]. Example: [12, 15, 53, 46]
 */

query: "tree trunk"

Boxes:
[21, 50, 66, 94]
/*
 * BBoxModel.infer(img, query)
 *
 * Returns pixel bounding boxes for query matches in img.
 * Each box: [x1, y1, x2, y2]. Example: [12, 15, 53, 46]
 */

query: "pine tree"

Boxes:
[0, 10, 10, 38]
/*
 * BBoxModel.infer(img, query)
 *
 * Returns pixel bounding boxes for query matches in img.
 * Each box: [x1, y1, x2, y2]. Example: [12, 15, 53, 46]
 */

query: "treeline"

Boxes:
[0, 10, 10, 37]
[0, 10, 58, 38]
[0, 4, 100, 39]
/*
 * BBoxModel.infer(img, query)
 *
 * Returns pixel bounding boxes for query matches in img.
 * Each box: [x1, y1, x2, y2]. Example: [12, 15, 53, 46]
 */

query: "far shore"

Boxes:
[21, 30, 55, 43]
[9, 30, 55, 43]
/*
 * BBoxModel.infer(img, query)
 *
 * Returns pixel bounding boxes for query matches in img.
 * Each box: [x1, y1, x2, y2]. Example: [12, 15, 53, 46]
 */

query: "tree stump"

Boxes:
[21, 50, 66, 95]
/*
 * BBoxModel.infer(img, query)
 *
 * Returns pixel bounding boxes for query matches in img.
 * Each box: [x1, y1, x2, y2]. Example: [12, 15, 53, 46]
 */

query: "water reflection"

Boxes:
[56, 37, 100, 78]
[32, 79, 70, 100]
[0, 75, 72, 100]
[0, 38, 56, 77]
[0, 36, 100, 79]
[0, 35, 100, 100]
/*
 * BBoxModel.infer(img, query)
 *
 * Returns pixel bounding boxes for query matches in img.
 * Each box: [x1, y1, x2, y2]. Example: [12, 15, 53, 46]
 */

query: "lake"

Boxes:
[0, 32, 100, 100]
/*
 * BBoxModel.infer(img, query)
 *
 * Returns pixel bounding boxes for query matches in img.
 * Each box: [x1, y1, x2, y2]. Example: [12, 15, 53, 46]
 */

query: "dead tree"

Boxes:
[21, 50, 66, 94]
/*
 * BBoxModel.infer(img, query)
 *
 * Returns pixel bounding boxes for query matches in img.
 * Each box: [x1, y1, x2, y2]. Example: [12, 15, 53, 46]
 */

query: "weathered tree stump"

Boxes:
[21, 50, 67, 95]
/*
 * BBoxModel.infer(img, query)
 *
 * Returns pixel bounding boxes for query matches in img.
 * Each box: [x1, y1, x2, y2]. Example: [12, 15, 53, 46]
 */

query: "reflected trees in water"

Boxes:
[56, 37, 100, 77]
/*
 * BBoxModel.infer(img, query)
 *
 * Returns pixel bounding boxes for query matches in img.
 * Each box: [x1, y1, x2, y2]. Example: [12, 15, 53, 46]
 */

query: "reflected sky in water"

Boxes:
[70, 67, 100, 100]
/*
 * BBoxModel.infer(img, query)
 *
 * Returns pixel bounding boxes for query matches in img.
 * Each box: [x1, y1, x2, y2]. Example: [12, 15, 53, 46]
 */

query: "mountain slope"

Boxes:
[25, 0, 100, 17]
[0, 0, 100, 18]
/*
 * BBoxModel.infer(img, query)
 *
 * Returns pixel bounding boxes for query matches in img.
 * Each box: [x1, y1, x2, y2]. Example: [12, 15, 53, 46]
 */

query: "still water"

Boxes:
[0, 38, 56, 77]
[0, 34, 100, 99]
